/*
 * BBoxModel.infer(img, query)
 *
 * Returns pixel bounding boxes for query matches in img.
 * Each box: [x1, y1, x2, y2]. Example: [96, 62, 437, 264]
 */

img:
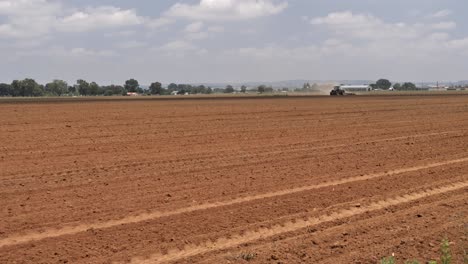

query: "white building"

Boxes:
[339, 85, 372, 92]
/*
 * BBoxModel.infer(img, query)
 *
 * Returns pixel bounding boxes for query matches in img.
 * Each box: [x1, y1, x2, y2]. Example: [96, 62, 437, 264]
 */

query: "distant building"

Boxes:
[339, 85, 371, 92]
[428, 85, 449, 91]
[126, 92, 139, 96]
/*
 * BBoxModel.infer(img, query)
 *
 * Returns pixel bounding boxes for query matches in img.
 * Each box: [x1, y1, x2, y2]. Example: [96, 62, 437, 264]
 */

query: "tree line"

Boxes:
[0, 79, 133, 97]
[371, 79, 418, 90]
[0, 78, 279, 97]
[145, 83, 274, 95]
[0, 77, 431, 97]
[0, 78, 214, 97]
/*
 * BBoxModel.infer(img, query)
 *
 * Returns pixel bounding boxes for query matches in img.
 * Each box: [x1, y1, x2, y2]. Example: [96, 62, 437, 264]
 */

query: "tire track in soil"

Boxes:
[1, 157, 467, 248]
[126, 181, 468, 264]
[212, 191, 467, 264]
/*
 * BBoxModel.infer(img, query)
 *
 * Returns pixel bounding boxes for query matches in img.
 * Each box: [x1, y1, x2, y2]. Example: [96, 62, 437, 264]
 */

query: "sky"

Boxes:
[0, 0, 467, 85]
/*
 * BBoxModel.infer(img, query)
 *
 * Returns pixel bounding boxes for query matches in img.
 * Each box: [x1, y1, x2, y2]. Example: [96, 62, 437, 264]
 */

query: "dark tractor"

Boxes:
[330, 86, 346, 96]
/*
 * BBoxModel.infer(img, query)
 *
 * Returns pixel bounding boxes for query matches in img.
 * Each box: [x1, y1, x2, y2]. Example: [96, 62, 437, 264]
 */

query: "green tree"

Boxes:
[25, 79, 42, 96]
[376, 79, 392, 90]
[0, 83, 12, 96]
[33, 84, 45, 97]
[136, 87, 144, 94]
[11, 79, 43, 97]
[68, 86, 76, 94]
[177, 89, 186, 95]
[196, 85, 207, 94]
[89, 82, 100, 95]
[76, 79, 90, 95]
[11, 80, 21, 96]
[177, 84, 187, 92]
[401, 82, 416, 90]
[45, 80, 68, 96]
[101, 85, 124, 96]
[393, 83, 401, 90]
[11, 80, 24, 96]
[167, 83, 178, 92]
[225, 85, 234, 93]
[103, 90, 113, 96]
[240, 85, 247, 93]
[258, 85, 266, 93]
[149, 82, 163, 95]
[124, 79, 139, 93]
[264, 86, 274, 93]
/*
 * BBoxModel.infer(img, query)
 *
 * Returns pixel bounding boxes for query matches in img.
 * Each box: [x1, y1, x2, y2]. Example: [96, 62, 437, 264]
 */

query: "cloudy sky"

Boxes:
[1, 0, 467, 85]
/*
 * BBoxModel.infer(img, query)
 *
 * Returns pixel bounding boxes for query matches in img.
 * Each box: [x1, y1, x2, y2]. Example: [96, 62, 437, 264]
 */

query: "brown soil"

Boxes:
[0, 96, 467, 264]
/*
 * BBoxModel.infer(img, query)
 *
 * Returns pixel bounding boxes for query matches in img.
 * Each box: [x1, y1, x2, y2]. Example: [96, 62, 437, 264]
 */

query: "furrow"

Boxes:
[1, 157, 466, 248]
[127, 181, 468, 264]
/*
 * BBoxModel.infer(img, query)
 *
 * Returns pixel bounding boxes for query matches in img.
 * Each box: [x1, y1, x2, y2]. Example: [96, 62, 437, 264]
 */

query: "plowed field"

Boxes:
[1, 96, 467, 264]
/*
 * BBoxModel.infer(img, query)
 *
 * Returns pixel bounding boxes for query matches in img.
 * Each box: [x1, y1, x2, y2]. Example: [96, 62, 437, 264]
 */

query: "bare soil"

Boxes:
[0, 96, 467, 264]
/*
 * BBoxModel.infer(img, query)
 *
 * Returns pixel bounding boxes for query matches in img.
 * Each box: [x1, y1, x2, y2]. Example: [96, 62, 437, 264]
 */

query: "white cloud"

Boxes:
[429, 9, 452, 18]
[186, 31, 210, 40]
[147, 17, 174, 30]
[311, 11, 424, 40]
[0, 0, 61, 16]
[0, 19, 54, 39]
[57, 6, 144, 32]
[104, 30, 136, 38]
[116, 40, 148, 49]
[183, 22, 226, 41]
[70, 47, 116, 57]
[310, 11, 458, 43]
[2, 2, 468, 83]
[0, 1, 145, 39]
[184, 21, 208, 40]
[185, 21, 204, 33]
[238, 45, 320, 60]
[154, 40, 209, 58]
[446, 38, 468, 50]
[161, 40, 197, 51]
[232, 10, 468, 76]
[431, 21, 456, 30]
[14, 46, 116, 58]
[165, 0, 288, 21]
[208, 25, 224, 33]
[0, 24, 15, 37]
[0, 0, 59, 38]
[428, 32, 450, 41]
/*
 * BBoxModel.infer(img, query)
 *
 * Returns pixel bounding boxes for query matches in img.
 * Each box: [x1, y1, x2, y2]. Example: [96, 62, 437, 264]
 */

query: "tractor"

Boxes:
[330, 86, 346, 96]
